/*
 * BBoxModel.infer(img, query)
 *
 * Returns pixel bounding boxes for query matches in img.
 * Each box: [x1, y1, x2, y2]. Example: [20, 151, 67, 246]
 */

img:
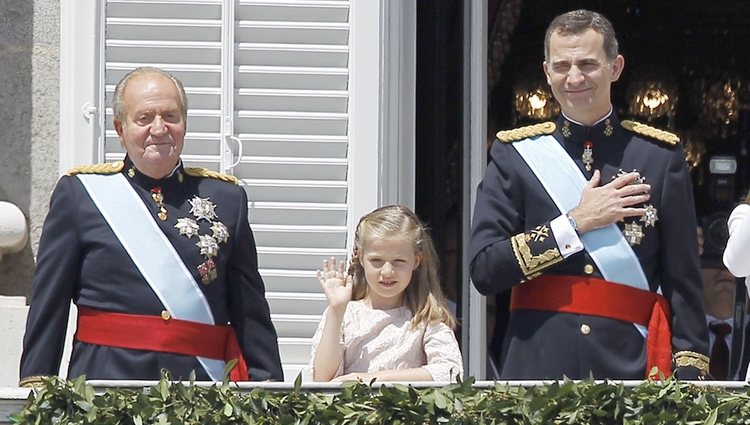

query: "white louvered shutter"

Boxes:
[103, 0, 352, 381]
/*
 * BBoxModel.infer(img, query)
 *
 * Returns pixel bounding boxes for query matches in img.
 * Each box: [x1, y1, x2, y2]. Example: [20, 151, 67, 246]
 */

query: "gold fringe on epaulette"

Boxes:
[184, 167, 239, 185]
[621, 120, 679, 145]
[65, 161, 125, 176]
[496, 121, 556, 143]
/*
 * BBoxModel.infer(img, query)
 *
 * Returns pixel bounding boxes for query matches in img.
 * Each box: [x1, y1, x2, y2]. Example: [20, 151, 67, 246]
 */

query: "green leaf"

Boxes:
[294, 372, 302, 392]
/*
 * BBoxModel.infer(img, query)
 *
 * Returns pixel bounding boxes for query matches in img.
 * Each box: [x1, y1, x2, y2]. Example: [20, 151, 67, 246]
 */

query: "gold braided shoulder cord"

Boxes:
[621, 120, 680, 145]
[184, 167, 239, 185]
[497, 122, 556, 143]
[65, 161, 125, 176]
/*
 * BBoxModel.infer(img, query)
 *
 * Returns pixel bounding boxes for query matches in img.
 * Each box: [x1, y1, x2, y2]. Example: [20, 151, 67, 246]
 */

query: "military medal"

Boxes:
[623, 222, 645, 245]
[641, 204, 659, 227]
[561, 120, 571, 138]
[613, 169, 645, 184]
[175, 217, 200, 238]
[197, 258, 217, 284]
[189, 196, 218, 221]
[174, 196, 228, 285]
[150, 187, 168, 221]
[582, 141, 594, 172]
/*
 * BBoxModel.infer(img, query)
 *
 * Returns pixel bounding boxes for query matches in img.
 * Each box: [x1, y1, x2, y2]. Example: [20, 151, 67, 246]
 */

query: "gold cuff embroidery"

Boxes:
[19, 375, 49, 388]
[511, 231, 562, 278]
[673, 351, 709, 376]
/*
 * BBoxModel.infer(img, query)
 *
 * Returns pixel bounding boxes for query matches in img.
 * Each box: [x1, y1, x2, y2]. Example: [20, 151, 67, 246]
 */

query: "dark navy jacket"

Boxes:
[20, 156, 283, 382]
[469, 113, 709, 379]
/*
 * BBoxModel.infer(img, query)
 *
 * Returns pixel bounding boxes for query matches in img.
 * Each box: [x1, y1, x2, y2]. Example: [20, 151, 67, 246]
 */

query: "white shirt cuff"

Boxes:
[550, 214, 584, 258]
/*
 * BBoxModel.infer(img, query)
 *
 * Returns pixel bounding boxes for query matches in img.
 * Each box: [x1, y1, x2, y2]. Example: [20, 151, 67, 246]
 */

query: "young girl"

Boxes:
[310, 205, 463, 382]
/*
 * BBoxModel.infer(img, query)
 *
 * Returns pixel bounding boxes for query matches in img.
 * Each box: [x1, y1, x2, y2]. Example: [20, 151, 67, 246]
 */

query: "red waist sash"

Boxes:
[510, 275, 671, 379]
[75, 307, 249, 381]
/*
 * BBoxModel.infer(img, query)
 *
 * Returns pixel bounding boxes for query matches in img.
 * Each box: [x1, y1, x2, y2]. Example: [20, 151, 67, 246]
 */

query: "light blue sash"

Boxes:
[512, 135, 650, 291]
[78, 173, 225, 380]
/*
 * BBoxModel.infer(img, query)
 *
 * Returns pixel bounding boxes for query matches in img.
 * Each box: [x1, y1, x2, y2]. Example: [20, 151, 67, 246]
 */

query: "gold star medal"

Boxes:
[623, 222, 645, 246]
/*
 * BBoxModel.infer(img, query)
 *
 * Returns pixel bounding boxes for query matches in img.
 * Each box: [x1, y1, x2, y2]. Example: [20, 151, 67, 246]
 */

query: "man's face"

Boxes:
[114, 74, 186, 179]
[702, 266, 736, 304]
[543, 28, 624, 124]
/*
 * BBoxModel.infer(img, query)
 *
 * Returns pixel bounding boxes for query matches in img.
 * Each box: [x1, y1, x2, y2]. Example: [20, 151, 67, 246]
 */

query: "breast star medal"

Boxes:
[641, 204, 659, 227]
[175, 196, 228, 284]
[624, 222, 645, 245]
[612, 169, 652, 246]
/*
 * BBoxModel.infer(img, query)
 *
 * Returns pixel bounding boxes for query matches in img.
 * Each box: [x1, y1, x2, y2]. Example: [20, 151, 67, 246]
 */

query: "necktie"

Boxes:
[709, 322, 732, 380]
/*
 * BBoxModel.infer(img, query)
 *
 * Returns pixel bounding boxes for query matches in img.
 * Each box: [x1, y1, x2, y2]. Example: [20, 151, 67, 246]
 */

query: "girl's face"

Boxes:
[361, 235, 421, 310]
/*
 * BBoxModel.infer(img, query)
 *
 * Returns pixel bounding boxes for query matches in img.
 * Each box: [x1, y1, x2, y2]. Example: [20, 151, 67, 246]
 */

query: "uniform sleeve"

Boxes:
[422, 322, 464, 382]
[723, 203, 750, 278]
[20, 176, 81, 383]
[657, 146, 710, 360]
[227, 188, 284, 381]
[468, 141, 568, 295]
[308, 306, 345, 379]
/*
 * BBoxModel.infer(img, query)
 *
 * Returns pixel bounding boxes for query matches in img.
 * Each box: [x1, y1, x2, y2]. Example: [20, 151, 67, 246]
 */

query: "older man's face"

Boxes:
[114, 74, 186, 179]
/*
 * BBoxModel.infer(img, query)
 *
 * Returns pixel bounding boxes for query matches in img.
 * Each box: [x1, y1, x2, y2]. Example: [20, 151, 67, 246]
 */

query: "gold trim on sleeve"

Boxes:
[511, 232, 562, 278]
[673, 350, 709, 376]
[19, 375, 49, 388]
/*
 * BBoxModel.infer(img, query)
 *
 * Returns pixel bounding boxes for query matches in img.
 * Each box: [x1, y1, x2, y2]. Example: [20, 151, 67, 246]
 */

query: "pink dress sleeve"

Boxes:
[308, 306, 345, 379]
[422, 321, 464, 381]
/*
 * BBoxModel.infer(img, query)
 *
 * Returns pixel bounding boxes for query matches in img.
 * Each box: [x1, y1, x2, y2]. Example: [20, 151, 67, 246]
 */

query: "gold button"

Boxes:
[584, 264, 594, 275]
[160, 310, 171, 321]
[580, 324, 591, 335]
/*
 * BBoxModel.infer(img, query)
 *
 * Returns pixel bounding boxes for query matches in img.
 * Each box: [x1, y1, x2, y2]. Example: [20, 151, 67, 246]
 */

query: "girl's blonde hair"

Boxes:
[347, 205, 457, 329]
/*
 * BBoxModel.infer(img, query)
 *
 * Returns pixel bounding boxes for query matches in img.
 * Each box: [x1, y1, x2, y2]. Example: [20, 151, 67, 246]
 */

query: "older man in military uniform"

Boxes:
[20, 67, 283, 385]
[469, 10, 709, 379]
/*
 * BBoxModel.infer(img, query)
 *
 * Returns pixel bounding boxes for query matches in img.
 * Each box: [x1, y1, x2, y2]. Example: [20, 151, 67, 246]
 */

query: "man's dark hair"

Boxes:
[544, 9, 619, 63]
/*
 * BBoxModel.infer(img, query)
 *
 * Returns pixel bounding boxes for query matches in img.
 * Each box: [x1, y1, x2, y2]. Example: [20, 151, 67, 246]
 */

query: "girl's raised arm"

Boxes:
[311, 257, 352, 381]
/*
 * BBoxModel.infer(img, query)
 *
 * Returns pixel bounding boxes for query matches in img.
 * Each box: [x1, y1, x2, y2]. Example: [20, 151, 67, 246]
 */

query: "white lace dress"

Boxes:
[309, 300, 464, 381]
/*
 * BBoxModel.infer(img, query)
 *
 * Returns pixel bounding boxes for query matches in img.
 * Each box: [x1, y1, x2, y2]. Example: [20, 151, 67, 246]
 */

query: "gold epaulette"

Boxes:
[184, 167, 239, 185]
[19, 375, 49, 388]
[65, 161, 125, 176]
[621, 120, 679, 145]
[496, 122, 556, 143]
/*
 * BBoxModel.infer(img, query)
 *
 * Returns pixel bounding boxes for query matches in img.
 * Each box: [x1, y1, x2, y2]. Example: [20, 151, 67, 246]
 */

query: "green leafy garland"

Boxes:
[11, 373, 750, 424]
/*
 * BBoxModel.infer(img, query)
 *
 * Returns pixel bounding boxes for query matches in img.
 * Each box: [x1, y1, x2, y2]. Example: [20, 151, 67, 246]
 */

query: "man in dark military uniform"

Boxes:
[469, 10, 709, 380]
[20, 67, 283, 385]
